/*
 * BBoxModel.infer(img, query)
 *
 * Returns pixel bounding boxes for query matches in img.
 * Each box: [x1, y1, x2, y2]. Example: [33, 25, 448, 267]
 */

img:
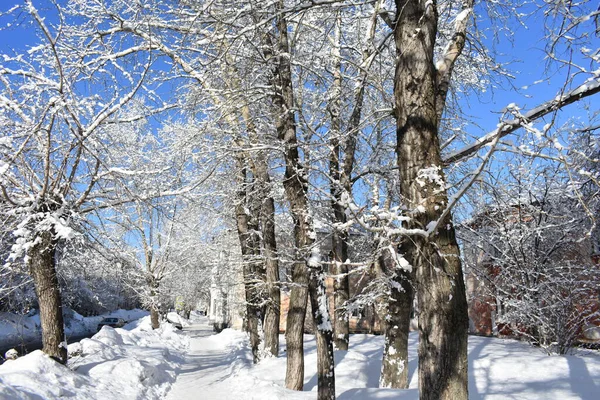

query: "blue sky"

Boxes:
[1, 1, 597, 160]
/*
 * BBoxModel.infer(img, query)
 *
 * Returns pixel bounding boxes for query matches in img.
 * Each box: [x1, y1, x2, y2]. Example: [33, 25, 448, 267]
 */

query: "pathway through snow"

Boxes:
[165, 319, 232, 400]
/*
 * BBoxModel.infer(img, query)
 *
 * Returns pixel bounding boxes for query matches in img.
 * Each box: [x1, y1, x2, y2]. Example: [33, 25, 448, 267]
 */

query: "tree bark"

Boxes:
[285, 257, 309, 390]
[228, 57, 281, 359]
[394, 1, 469, 399]
[308, 267, 336, 400]
[148, 275, 160, 330]
[329, 1, 383, 350]
[270, 2, 336, 396]
[150, 303, 160, 330]
[242, 105, 281, 359]
[235, 160, 263, 364]
[379, 248, 414, 389]
[29, 230, 67, 364]
[260, 188, 281, 357]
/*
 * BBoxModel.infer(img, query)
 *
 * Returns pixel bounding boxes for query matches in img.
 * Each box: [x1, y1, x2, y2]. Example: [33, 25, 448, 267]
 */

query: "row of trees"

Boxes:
[1, 1, 599, 399]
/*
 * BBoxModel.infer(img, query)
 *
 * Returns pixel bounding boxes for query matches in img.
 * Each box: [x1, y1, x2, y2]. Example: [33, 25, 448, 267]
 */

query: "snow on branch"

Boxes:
[435, 0, 473, 119]
[444, 76, 600, 164]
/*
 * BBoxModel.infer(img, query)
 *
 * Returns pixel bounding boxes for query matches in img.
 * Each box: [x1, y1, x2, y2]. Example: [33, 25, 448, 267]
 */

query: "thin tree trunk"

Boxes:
[261, 190, 281, 357]
[330, 1, 384, 350]
[308, 267, 336, 400]
[285, 256, 309, 390]
[229, 59, 281, 359]
[394, 1, 469, 399]
[29, 230, 67, 364]
[328, 13, 350, 351]
[241, 104, 281, 358]
[379, 247, 414, 388]
[271, 2, 336, 395]
[331, 211, 350, 351]
[235, 160, 263, 363]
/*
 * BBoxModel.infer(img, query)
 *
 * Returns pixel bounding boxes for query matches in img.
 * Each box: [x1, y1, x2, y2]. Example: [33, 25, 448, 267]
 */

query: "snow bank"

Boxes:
[0, 308, 149, 350]
[0, 315, 189, 399]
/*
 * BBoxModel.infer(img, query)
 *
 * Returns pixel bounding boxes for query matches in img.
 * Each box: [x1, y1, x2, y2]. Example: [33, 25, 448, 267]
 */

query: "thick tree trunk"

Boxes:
[29, 230, 67, 364]
[271, 2, 336, 395]
[394, 1, 469, 399]
[380, 249, 414, 389]
[415, 230, 468, 400]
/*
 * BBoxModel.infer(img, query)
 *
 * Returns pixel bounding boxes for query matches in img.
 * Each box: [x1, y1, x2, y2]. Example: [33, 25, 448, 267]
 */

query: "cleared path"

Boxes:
[166, 318, 235, 400]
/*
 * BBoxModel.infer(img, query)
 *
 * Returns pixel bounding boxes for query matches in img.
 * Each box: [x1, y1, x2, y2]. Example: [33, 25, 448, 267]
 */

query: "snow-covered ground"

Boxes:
[0, 314, 187, 399]
[165, 326, 600, 400]
[0, 308, 149, 351]
[1, 314, 599, 399]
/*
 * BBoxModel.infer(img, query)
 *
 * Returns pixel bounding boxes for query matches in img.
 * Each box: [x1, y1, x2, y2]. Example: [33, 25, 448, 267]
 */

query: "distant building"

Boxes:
[278, 230, 383, 334]
[207, 251, 244, 331]
[278, 265, 383, 334]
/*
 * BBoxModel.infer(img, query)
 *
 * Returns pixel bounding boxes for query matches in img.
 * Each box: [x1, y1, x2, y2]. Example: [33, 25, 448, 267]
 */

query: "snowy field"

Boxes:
[1, 314, 599, 399]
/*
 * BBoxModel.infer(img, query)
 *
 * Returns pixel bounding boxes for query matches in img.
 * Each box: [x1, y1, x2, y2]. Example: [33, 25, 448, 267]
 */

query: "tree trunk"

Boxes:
[261, 192, 281, 357]
[329, 0, 381, 350]
[285, 258, 309, 390]
[150, 303, 160, 330]
[29, 230, 67, 364]
[308, 267, 336, 400]
[394, 1, 469, 399]
[328, 14, 350, 351]
[229, 57, 281, 359]
[331, 226, 349, 351]
[148, 277, 160, 330]
[380, 249, 414, 389]
[235, 160, 263, 363]
[271, 2, 336, 395]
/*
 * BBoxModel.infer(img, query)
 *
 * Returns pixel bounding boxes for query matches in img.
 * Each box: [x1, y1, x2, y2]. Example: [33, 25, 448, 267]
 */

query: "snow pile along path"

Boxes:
[0, 308, 149, 351]
[0, 316, 188, 399]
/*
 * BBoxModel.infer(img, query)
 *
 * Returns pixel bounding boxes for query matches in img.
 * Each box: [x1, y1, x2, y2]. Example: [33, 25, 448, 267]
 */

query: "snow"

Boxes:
[165, 326, 600, 400]
[0, 313, 187, 400]
[415, 165, 445, 191]
[1, 315, 600, 399]
[307, 247, 321, 268]
[0, 309, 149, 351]
[454, 8, 472, 26]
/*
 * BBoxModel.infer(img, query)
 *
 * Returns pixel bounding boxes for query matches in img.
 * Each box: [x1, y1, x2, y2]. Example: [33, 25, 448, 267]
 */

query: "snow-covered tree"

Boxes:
[0, 0, 173, 363]
[461, 161, 600, 354]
